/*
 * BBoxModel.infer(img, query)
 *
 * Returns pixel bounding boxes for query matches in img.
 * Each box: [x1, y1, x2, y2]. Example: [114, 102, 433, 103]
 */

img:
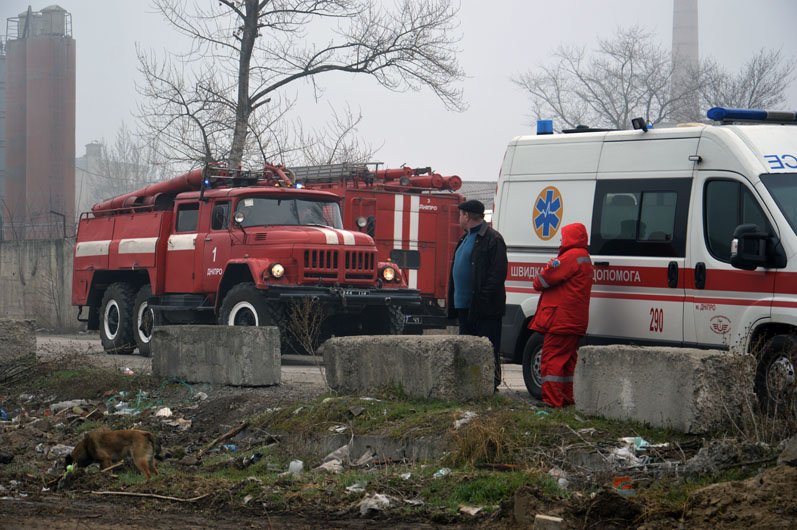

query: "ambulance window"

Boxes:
[704, 180, 770, 261]
[176, 203, 199, 232]
[600, 193, 640, 239]
[211, 202, 229, 230]
[639, 192, 677, 242]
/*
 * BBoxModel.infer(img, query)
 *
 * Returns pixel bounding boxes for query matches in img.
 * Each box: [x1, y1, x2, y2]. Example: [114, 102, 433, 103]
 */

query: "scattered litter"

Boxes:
[612, 475, 636, 496]
[237, 452, 262, 469]
[577, 428, 597, 436]
[619, 436, 650, 451]
[162, 418, 192, 430]
[353, 448, 377, 467]
[49, 400, 89, 414]
[222, 444, 238, 452]
[119, 367, 134, 376]
[404, 498, 424, 506]
[0, 408, 10, 421]
[459, 505, 482, 516]
[155, 407, 173, 417]
[316, 459, 343, 474]
[359, 493, 391, 515]
[608, 447, 646, 467]
[0, 451, 13, 464]
[535, 410, 551, 417]
[399, 472, 412, 480]
[328, 424, 348, 434]
[48, 444, 74, 459]
[433, 467, 451, 478]
[18, 394, 33, 402]
[287, 459, 304, 476]
[359, 397, 380, 402]
[323, 444, 351, 466]
[345, 481, 366, 494]
[292, 406, 305, 415]
[194, 392, 208, 401]
[453, 411, 477, 430]
[242, 494, 253, 505]
[348, 406, 365, 417]
[321, 397, 337, 404]
[35, 443, 46, 454]
[548, 467, 569, 489]
[245, 476, 263, 484]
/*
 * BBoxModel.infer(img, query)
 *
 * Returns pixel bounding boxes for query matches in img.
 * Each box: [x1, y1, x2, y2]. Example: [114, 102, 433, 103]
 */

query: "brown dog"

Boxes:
[66, 428, 160, 480]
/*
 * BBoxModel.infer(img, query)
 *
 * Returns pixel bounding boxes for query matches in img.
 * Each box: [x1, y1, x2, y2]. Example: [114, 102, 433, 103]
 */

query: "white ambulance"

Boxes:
[494, 108, 797, 413]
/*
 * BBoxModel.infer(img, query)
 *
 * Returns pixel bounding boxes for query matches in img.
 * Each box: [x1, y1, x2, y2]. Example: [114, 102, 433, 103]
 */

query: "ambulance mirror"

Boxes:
[730, 224, 767, 270]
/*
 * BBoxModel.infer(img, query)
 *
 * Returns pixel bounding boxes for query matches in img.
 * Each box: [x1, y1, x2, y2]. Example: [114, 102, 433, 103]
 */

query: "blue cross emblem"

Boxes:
[534, 188, 562, 239]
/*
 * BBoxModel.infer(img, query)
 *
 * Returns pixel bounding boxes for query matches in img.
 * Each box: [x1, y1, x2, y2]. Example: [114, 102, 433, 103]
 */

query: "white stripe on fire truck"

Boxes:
[408, 195, 419, 289]
[75, 240, 111, 257]
[393, 195, 403, 250]
[334, 229, 356, 246]
[313, 227, 339, 245]
[118, 237, 158, 254]
[167, 234, 197, 251]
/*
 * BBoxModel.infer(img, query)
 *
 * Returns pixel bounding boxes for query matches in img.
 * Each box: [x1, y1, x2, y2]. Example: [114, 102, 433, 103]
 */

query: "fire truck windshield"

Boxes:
[761, 174, 797, 235]
[235, 197, 343, 229]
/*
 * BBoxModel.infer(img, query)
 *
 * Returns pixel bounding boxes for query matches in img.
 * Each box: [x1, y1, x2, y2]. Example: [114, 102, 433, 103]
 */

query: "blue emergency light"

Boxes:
[707, 107, 797, 123]
[537, 119, 554, 135]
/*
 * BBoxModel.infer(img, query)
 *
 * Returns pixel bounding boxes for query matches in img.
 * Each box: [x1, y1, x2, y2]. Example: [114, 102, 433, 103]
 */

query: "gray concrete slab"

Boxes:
[151, 325, 281, 386]
[574, 345, 754, 433]
[0, 319, 36, 363]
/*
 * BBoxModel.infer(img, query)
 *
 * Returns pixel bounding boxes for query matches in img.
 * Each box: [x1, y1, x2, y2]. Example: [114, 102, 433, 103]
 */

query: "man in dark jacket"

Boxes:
[531, 223, 593, 407]
[447, 200, 508, 389]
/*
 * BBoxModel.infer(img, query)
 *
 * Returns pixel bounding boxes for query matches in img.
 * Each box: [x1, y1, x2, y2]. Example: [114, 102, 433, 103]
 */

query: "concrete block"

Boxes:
[0, 319, 36, 364]
[320, 335, 494, 400]
[151, 325, 280, 386]
[574, 345, 753, 433]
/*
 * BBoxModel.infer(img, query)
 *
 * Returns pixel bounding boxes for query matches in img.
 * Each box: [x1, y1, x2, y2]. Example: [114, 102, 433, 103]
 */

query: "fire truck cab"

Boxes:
[494, 108, 797, 413]
[72, 165, 419, 356]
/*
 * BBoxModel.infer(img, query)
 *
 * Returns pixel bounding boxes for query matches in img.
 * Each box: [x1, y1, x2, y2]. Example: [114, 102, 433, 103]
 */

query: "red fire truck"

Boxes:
[288, 163, 465, 333]
[72, 164, 420, 356]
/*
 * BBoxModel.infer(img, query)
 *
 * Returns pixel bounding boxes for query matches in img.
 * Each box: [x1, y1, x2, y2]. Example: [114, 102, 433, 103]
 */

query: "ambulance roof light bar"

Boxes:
[707, 107, 797, 124]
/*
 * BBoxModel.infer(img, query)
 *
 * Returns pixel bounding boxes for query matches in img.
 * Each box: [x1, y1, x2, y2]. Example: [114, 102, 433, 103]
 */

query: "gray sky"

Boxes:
[3, 0, 797, 182]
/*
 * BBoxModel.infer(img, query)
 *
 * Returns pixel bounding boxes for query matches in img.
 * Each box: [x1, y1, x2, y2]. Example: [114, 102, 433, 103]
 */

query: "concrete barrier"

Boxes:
[0, 319, 36, 364]
[151, 325, 280, 386]
[320, 335, 494, 400]
[575, 345, 754, 433]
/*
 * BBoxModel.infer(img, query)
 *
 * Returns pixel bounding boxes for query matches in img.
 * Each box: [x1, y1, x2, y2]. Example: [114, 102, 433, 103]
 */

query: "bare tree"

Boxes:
[77, 123, 170, 210]
[137, 0, 464, 169]
[514, 26, 796, 129]
[698, 49, 796, 111]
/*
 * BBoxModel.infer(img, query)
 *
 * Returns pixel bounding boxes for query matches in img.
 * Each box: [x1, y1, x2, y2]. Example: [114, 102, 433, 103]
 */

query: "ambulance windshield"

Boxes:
[235, 197, 343, 229]
[761, 174, 797, 235]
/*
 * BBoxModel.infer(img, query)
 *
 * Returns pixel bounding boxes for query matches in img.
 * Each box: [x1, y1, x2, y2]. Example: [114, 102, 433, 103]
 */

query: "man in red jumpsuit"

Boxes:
[531, 223, 593, 407]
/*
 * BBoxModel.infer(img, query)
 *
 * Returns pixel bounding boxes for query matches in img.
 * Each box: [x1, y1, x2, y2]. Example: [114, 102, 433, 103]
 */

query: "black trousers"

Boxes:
[457, 309, 502, 388]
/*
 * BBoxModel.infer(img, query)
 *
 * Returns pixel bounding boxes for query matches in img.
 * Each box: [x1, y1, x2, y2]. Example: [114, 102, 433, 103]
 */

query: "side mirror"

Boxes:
[730, 224, 769, 270]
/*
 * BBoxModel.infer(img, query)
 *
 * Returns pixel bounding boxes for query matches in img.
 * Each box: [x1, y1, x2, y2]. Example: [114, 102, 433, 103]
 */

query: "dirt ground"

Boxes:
[1, 333, 796, 529]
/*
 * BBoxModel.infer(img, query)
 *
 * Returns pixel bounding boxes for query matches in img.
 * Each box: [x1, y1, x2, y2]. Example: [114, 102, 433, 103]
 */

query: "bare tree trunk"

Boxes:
[228, 0, 259, 168]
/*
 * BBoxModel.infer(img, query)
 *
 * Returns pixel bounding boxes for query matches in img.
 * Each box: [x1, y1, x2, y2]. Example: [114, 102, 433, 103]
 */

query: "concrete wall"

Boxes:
[575, 345, 754, 434]
[321, 335, 494, 400]
[151, 325, 281, 387]
[0, 239, 76, 331]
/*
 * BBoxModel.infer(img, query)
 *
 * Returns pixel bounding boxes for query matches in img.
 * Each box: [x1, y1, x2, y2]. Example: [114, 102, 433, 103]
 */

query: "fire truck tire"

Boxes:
[361, 305, 405, 335]
[218, 283, 296, 353]
[133, 285, 154, 357]
[754, 334, 797, 417]
[521, 333, 544, 399]
[99, 283, 136, 355]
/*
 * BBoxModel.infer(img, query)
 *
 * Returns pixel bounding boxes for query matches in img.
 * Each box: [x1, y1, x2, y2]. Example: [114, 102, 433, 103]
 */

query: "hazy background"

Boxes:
[3, 0, 796, 181]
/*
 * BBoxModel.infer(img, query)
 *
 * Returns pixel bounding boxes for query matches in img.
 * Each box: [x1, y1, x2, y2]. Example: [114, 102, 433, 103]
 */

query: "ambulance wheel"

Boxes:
[361, 305, 405, 335]
[99, 283, 136, 355]
[522, 333, 544, 400]
[133, 285, 154, 357]
[755, 334, 797, 417]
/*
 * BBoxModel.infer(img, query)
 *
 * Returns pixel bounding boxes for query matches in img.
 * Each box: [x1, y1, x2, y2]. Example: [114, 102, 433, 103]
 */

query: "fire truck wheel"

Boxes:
[219, 283, 274, 327]
[361, 306, 405, 335]
[755, 334, 797, 417]
[99, 283, 136, 355]
[521, 333, 544, 399]
[133, 286, 154, 357]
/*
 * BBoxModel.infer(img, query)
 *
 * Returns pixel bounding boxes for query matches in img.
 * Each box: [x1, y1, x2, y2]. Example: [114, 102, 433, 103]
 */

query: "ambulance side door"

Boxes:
[588, 178, 691, 344]
[683, 173, 775, 347]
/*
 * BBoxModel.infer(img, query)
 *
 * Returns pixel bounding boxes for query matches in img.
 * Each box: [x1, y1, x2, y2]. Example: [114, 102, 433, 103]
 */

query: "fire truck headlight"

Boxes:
[381, 266, 396, 282]
[270, 263, 285, 278]
[356, 216, 368, 228]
